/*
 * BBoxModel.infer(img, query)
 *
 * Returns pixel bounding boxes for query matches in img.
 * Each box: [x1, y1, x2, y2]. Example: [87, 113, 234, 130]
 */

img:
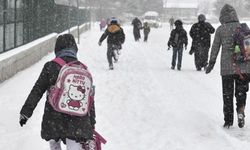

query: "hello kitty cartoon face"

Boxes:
[68, 85, 86, 101]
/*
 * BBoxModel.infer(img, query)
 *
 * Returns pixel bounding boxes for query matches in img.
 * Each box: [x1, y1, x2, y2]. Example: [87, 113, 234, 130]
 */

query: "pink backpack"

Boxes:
[47, 57, 94, 116]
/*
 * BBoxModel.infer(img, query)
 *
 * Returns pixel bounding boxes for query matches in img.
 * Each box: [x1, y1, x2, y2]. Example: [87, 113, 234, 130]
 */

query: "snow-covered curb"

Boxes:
[0, 23, 90, 82]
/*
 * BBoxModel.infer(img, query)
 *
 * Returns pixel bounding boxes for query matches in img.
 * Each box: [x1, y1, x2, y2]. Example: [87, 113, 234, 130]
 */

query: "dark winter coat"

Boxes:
[20, 56, 96, 142]
[143, 25, 150, 35]
[99, 23, 125, 46]
[168, 25, 188, 48]
[132, 18, 142, 40]
[208, 4, 250, 75]
[190, 21, 215, 49]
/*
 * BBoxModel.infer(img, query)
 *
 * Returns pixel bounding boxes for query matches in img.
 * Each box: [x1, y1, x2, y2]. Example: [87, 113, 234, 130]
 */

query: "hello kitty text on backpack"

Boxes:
[47, 57, 94, 116]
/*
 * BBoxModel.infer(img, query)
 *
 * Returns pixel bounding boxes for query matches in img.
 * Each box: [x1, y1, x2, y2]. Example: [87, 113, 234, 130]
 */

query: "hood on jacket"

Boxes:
[219, 4, 239, 24]
[198, 14, 206, 22]
[174, 20, 183, 27]
[54, 34, 78, 54]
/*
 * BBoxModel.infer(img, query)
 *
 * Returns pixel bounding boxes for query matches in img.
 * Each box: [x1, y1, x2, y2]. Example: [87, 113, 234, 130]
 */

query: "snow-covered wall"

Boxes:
[0, 23, 90, 83]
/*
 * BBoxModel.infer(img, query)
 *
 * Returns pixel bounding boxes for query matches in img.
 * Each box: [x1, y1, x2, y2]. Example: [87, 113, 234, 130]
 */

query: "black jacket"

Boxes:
[168, 26, 188, 48]
[20, 56, 96, 142]
[190, 21, 215, 48]
[99, 24, 125, 46]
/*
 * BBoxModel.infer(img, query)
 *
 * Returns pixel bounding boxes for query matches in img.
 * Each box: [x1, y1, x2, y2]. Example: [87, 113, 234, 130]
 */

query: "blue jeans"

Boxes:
[171, 47, 183, 69]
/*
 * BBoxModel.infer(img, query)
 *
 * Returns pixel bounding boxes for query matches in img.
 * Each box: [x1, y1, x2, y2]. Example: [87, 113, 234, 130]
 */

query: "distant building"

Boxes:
[163, 0, 198, 22]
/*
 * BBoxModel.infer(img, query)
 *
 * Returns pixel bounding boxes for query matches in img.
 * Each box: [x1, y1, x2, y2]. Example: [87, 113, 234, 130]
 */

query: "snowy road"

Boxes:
[1, 23, 250, 150]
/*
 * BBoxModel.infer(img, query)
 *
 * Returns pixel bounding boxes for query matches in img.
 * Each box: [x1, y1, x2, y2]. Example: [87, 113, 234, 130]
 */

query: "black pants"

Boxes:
[222, 75, 249, 124]
[194, 46, 209, 69]
[144, 33, 149, 42]
[107, 44, 119, 66]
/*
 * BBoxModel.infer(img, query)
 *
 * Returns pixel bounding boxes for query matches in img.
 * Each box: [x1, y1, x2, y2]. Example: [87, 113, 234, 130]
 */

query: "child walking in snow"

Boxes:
[19, 34, 96, 150]
[142, 22, 151, 42]
[98, 18, 125, 70]
[206, 4, 250, 128]
[167, 20, 188, 70]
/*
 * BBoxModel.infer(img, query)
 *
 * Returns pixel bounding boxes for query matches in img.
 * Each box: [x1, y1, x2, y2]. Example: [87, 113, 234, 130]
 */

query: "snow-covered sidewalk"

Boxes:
[0, 23, 250, 150]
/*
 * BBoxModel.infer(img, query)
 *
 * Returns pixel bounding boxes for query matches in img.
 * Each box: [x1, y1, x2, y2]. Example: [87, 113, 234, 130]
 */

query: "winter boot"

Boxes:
[109, 64, 114, 70]
[237, 106, 245, 128]
[223, 121, 233, 128]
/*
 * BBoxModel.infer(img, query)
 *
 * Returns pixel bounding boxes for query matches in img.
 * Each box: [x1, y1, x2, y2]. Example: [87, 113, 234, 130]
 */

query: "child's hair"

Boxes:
[54, 34, 78, 53]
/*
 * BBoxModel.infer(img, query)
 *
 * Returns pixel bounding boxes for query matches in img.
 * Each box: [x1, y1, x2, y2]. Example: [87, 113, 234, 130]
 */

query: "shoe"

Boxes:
[171, 66, 175, 70]
[109, 64, 114, 70]
[177, 67, 181, 71]
[237, 106, 245, 128]
[197, 68, 201, 71]
[223, 121, 233, 128]
[237, 113, 245, 128]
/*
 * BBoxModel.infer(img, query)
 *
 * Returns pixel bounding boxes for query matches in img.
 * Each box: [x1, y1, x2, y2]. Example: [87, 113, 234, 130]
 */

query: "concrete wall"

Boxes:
[0, 23, 90, 83]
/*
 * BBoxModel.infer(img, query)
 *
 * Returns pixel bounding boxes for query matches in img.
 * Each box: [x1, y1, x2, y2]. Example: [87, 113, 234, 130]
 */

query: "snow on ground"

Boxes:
[0, 22, 250, 150]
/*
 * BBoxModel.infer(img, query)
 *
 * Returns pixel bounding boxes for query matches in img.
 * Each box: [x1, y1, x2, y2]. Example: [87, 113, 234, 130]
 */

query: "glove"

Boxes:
[98, 42, 102, 46]
[84, 140, 96, 150]
[185, 46, 187, 50]
[189, 50, 193, 55]
[205, 62, 215, 74]
[19, 114, 28, 127]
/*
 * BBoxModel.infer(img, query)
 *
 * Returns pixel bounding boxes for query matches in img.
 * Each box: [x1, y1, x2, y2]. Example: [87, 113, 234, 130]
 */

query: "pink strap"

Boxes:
[53, 57, 66, 66]
[94, 130, 107, 150]
[53, 58, 88, 70]
[94, 130, 107, 144]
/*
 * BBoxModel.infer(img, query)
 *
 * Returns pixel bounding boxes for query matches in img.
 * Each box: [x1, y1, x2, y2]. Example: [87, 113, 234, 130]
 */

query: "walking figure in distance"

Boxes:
[98, 18, 125, 70]
[167, 20, 188, 71]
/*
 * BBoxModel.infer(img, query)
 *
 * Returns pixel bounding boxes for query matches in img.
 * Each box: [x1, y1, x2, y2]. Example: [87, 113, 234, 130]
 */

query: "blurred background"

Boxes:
[0, 0, 249, 53]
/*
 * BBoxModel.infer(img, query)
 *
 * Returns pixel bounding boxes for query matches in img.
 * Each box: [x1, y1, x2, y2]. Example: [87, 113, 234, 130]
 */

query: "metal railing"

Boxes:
[0, 0, 91, 53]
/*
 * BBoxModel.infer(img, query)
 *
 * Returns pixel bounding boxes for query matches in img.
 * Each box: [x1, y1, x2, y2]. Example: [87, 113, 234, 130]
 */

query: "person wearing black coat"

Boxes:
[19, 34, 96, 150]
[167, 20, 188, 70]
[131, 17, 142, 41]
[189, 14, 215, 71]
[98, 18, 125, 70]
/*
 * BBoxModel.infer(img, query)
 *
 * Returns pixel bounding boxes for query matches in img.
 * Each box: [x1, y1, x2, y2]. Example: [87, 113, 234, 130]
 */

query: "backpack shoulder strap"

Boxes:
[53, 58, 88, 70]
[52, 57, 66, 67]
[67, 60, 88, 70]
